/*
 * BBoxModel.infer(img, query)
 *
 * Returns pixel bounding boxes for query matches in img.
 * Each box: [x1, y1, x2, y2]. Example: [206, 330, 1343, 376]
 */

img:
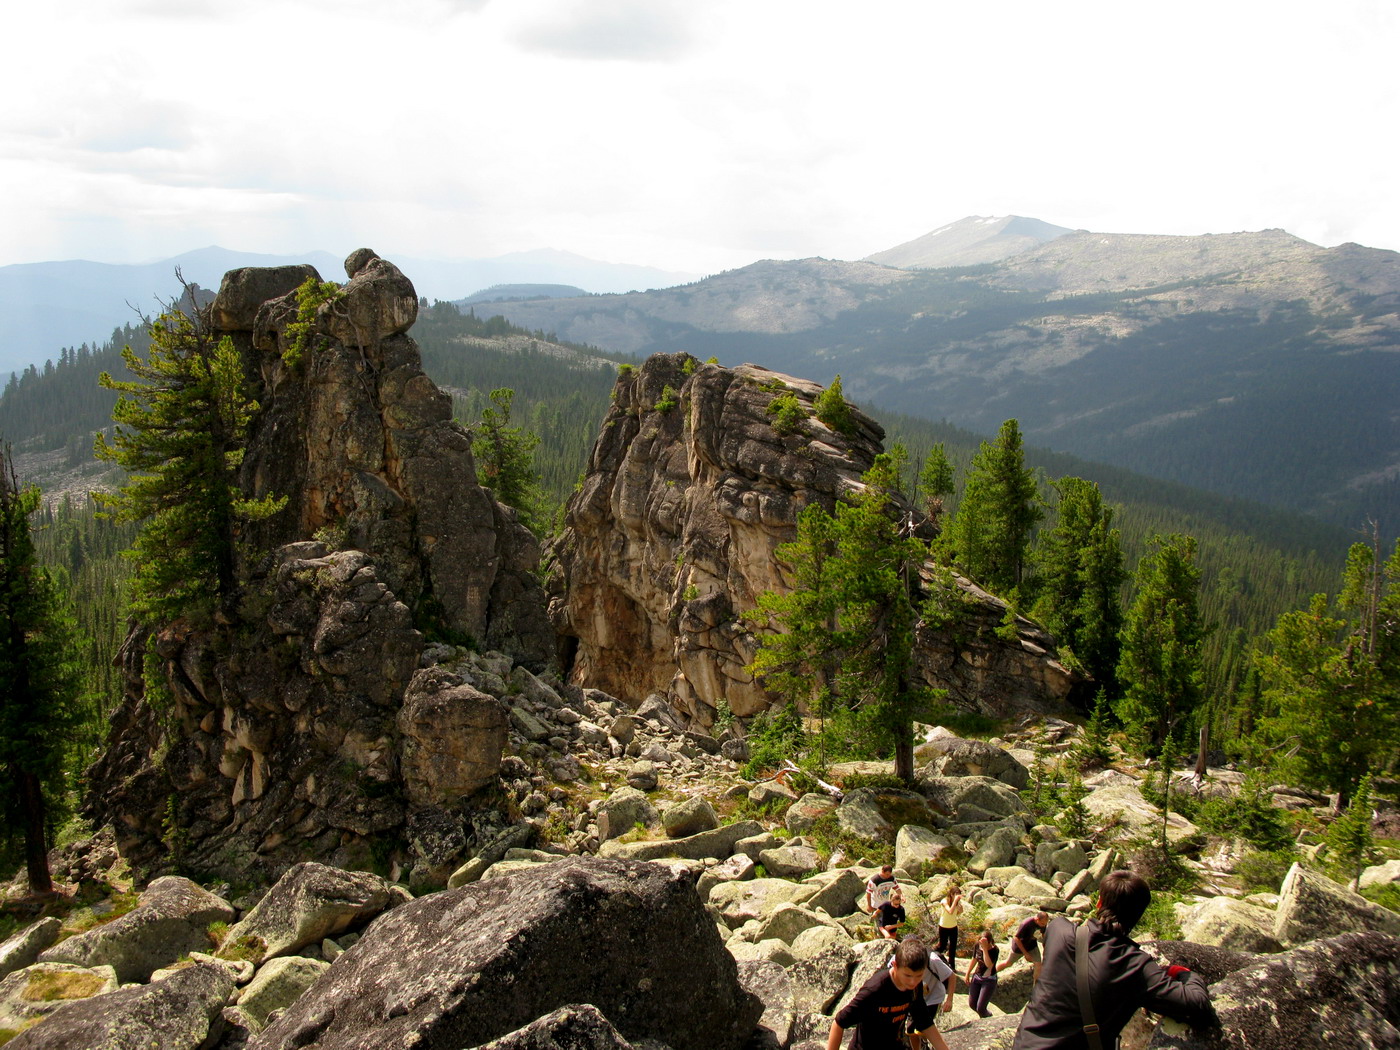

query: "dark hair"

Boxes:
[895, 939, 928, 972]
[1097, 870, 1151, 936]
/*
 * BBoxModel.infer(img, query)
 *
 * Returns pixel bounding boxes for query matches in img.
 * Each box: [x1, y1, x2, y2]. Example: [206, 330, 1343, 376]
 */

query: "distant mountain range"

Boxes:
[463, 216, 1400, 538]
[0, 246, 696, 375]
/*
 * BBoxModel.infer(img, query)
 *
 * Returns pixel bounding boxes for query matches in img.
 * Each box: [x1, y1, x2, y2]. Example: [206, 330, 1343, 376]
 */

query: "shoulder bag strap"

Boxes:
[1076, 922, 1104, 1050]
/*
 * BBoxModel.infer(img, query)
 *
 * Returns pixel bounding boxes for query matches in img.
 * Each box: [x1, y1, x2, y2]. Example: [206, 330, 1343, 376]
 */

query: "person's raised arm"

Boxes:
[1141, 959, 1216, 1029]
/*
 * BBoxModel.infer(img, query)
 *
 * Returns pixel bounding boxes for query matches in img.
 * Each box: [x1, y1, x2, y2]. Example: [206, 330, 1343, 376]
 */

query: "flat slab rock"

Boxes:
[7, 959, 234, 1050]
[250, 857, 761, 1050]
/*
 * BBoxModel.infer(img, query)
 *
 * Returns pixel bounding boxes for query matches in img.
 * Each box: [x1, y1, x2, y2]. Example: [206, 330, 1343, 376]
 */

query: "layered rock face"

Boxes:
[85, 252, 552, 884]
[548, 354, 1074, 725]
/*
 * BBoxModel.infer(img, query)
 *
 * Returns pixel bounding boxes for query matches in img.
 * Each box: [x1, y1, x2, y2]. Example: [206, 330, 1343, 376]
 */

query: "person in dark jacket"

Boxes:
[1010, 871, 1215, 1050]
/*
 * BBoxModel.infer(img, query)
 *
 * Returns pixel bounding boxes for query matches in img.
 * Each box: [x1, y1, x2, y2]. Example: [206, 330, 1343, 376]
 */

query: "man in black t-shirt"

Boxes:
[828, 940, 945, 1050]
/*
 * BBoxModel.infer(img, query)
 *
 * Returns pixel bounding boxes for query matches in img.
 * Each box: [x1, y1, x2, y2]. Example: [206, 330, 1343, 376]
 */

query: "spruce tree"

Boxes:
[1032, 476, 1126, 690]
[749, 454, 931, 780]
[470, 388, 547, 535]
[916, 443, 955, 531]
[1256, 539, 1400, 806]
[1325, 772, 1375, 889]
[950, 418, 1042, 595]
[1116, 535, 1205, 751]
[94, 303, 284, 625]
[0, 452, 83, 893]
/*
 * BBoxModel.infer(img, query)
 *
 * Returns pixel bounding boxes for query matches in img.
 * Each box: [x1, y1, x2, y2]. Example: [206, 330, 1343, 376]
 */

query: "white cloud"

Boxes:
[1, 0, 1399, 273]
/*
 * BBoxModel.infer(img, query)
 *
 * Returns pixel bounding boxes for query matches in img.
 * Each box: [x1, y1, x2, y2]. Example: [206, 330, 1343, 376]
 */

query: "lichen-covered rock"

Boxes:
[1360, 858, 1400, 890]
[1145, 932, 1400, 1049]
[471, 1004, 641, 1050]
[38, 877, 233, 983]
[799, 868, 864, 918]
[220, 862, 392, 966]
[85, 251, 555, 885]
[758, 844, 821, 879]
[737, 960, 795, 1050]
[249, 858, 762, 1050]
[919, 776, 1023, 824]
[920, 737, 1031, 789]
[0, 918, 61, 983]
[895, 825, 967, 880]
[548, 356, 1075, 726]
[837, 788, 946, 843]
[708, 878, 821, 928]
[1273, 862, 1400, 947]
[661, 796, 719, 838]
[785, 793, 838, 834]
[1080, 784, 1199, 845]
[0, 962, 118, 1032]
[596, 787, 660, 842]
[753, 904, 841, 945]
[597, 819, 763, 862]
[236, 956, 330, 1031]
[7, 959, 233, 1050]
[1177, 897, 1283, 954]
[968, 826, 1021, 876]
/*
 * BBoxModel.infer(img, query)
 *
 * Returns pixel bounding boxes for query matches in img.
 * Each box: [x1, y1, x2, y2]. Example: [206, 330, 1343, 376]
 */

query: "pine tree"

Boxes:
[813, 375, 856, 437]
[1325, 772, 1375, 889]
[1032, 477, 1126, 690]
[949, 418, 1042, 595]
[0, 452, 83, 893]
[1116, 535, 1205, 751]
[470, 388, 548, 535]
[1256, 538, 1400, 806]
[916, 444, 955, 531]
[749, 454, 932, 780]
[94, 302, 284, 625]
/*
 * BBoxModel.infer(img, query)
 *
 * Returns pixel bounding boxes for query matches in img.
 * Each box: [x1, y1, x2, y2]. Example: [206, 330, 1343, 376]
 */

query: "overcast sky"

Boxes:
[4, 0, 1398, 277]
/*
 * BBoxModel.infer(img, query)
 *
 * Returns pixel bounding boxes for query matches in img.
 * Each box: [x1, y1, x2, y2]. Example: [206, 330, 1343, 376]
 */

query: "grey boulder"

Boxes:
[250, 857, 761, 1050]
[38, 876, 233, 983]
[220, 862, 393, 965]
[7, 959, 233, 1050]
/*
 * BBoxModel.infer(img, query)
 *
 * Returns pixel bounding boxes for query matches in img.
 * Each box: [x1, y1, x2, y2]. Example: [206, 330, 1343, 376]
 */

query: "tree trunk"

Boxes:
[16, 768, 52, 895]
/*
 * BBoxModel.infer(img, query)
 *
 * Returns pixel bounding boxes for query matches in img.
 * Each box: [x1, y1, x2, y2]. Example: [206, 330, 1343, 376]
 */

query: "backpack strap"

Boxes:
[1076, 922, 1104, 1050]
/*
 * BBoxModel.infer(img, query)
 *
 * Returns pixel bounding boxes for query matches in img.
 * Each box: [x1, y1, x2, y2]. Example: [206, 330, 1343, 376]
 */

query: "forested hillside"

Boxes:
[0, 301, 1356, 777]
[472, 230, 1400, 542]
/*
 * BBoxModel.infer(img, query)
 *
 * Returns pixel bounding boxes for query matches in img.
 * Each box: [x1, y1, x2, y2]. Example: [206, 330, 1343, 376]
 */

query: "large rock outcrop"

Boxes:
[549, 353, 1076, 725]
[250, 857, 763, 1050]
[84, 252, 553, 884]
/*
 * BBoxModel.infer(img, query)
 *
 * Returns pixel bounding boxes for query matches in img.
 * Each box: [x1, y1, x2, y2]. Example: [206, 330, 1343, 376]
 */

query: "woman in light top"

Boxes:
[937, 882, 964, 963]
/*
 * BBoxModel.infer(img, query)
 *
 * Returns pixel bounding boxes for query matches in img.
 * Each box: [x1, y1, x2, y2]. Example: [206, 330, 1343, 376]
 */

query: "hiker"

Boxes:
[936, 882, 964, 962]
[875, 887, 907, 941]
[888, 939, 956, 1050]
[999, 910, 1049, 982]
[1010, 870, 1214, 1049]
[965, 927, 999, 1017]
[828, 939, 946, 1050]
[865, 864, 899, 913]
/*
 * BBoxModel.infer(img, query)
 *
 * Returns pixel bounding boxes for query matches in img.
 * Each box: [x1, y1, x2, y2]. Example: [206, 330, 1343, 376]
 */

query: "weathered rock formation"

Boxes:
[548, 353, 1076, 726]
[84, 251, 553, 885]
[250, 857, 762, 1050]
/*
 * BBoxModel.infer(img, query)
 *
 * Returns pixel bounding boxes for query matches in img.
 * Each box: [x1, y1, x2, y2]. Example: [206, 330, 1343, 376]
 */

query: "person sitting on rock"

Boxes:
[866, 864, 898, 913]
[876, 888, 907, 941]
[829, 939, 946, 1050]
[1010, 871, 1215, 1050]
[965, 927, 999, 1017]
[1000, 910, 1049, 983]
